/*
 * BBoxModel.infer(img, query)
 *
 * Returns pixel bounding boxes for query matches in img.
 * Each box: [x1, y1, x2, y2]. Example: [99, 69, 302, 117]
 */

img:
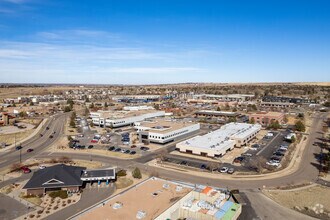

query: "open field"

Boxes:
[0, 129, 34, 145]
[264, 185, 330, 219]
[0, 86, 78, 100]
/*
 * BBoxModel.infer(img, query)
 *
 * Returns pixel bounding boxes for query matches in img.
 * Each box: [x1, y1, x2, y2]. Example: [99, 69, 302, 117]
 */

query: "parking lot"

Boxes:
[162, 129, 295, 173]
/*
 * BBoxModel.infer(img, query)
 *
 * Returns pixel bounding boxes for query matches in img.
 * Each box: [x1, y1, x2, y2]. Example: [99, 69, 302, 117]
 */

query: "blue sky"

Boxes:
[0, 0, 329, 84]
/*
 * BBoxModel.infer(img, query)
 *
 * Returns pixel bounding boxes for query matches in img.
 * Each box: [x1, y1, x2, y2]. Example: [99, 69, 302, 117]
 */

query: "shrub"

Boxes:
[116, 169, 127, 177]
[53, 206, 58, 210]
[67, 199, 72, 204]
[29, 214, 35, 218]
[132, 167, 142, 179]
[37, 210, 43, 214]
[46, 211, 50, 214]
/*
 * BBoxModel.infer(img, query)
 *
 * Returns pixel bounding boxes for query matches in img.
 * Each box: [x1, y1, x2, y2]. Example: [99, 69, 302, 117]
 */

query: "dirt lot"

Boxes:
[264, 185, 330, 219]
[0, 129, 34, 146]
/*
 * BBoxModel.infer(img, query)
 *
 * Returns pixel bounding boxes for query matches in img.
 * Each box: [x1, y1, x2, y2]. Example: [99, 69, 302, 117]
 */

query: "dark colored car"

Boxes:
[273, 151, 285, 157]
[200, 164, 207, 169]
[140, 146, 150, 151]
[88, 145, 94, 149]
[124, 150, 130, 154]
[26, 148, 34, 153]
[15, 146, 23, 150]
[233, 156, 245, 163]
[271, 155, 282, 161]
[115, 148, 121, 152]
[108, 146, 116, 151]
[130, 151, 136, 155]
[180, 161, 188, 166]
[49, 135, 54, 138]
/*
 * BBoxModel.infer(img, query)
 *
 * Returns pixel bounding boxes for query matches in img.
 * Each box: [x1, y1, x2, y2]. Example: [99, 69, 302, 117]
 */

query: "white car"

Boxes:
[266, 161, 280, 167]
[220, 167, 229, 173]
[39, 165, 46, 169]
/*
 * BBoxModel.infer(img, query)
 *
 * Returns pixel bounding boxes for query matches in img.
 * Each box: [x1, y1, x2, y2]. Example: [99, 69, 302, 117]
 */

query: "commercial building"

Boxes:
[195, 110, 241, 120]
[135, 119, 200, 144]
[262, 95, 316, 104]
[90, 109, 165, 128]
[156, 185, 241, 220]
[112, 95, 161, 103]
[176, 123, 261, 157]
[122, 105, 154, 111]
[248, 111, 285, 126]
[23, 164, 116, 196]
[75, 177, 241, 220]
[260, 102, 295, 109]
[192, 94, 254, 102]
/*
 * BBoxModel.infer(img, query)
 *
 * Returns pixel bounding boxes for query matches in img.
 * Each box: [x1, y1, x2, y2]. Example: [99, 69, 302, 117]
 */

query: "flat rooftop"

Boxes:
[78, 178, 192, 220]
[92, 109, 163, 120]
[80, 168, 115, 180]
[178, 122, 261, 150]
[136, 119, 198, 134]
[250, 111, 284, 117]
[196, 110, 240, 117]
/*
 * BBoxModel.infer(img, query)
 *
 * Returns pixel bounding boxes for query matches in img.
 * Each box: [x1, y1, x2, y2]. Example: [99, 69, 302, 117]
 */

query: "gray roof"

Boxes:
[23, 164, 86, 189]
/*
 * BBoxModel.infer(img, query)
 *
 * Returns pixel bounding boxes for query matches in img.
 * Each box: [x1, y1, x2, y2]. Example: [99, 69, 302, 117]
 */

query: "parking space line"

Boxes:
[256, 132, 280, 156]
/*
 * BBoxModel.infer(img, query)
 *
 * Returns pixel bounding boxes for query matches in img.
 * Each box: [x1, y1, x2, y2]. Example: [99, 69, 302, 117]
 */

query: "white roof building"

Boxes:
[176, 123, 261, 157]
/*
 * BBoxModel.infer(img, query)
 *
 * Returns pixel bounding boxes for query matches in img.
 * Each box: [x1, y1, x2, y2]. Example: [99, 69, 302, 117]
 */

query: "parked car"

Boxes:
[115, 148, 121, 152]
[124, 150, 130, 154]
[121, 149, 126, 153]
[273, 151, 285, 157]
[77, 134, 84, 138]
[108, 146, 116, 151]
[88, 145, 94, 149]
[123, 141, 130, 145]
[241, 153, 252, 157]
[140, 146, 150, 151]
[15, 146, 23, 150]
[266, 161, 280, 167]
[180, 161, 188, 166]
[219, 167, 229, 173]
[130, 151, 136, 155]
[277, 148, 287, 152]
[227, 168, 235, 174]
[270, 156, 282, 163]
[21, 166, 31, 173]
[26, 148, 34, 153]
[39, 165, 46, 169]
[233, 156, 245, 163]
[130, 145, 137, 148]
[251, 144, 260, 150]
[200, 164, 207, 170]
[49, 135, 54, 138]
[91, 139, 98, 143]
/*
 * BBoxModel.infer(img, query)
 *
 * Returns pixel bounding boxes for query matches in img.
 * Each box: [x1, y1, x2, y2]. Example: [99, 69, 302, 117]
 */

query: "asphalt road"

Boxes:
[0, 112, 327, 220]
[33, 112, 327, 190]
[0, 113, 68, 171]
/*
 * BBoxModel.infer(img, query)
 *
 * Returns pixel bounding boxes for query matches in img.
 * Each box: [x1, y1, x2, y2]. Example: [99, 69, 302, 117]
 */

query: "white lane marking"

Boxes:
[256, 132, 281, 156]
